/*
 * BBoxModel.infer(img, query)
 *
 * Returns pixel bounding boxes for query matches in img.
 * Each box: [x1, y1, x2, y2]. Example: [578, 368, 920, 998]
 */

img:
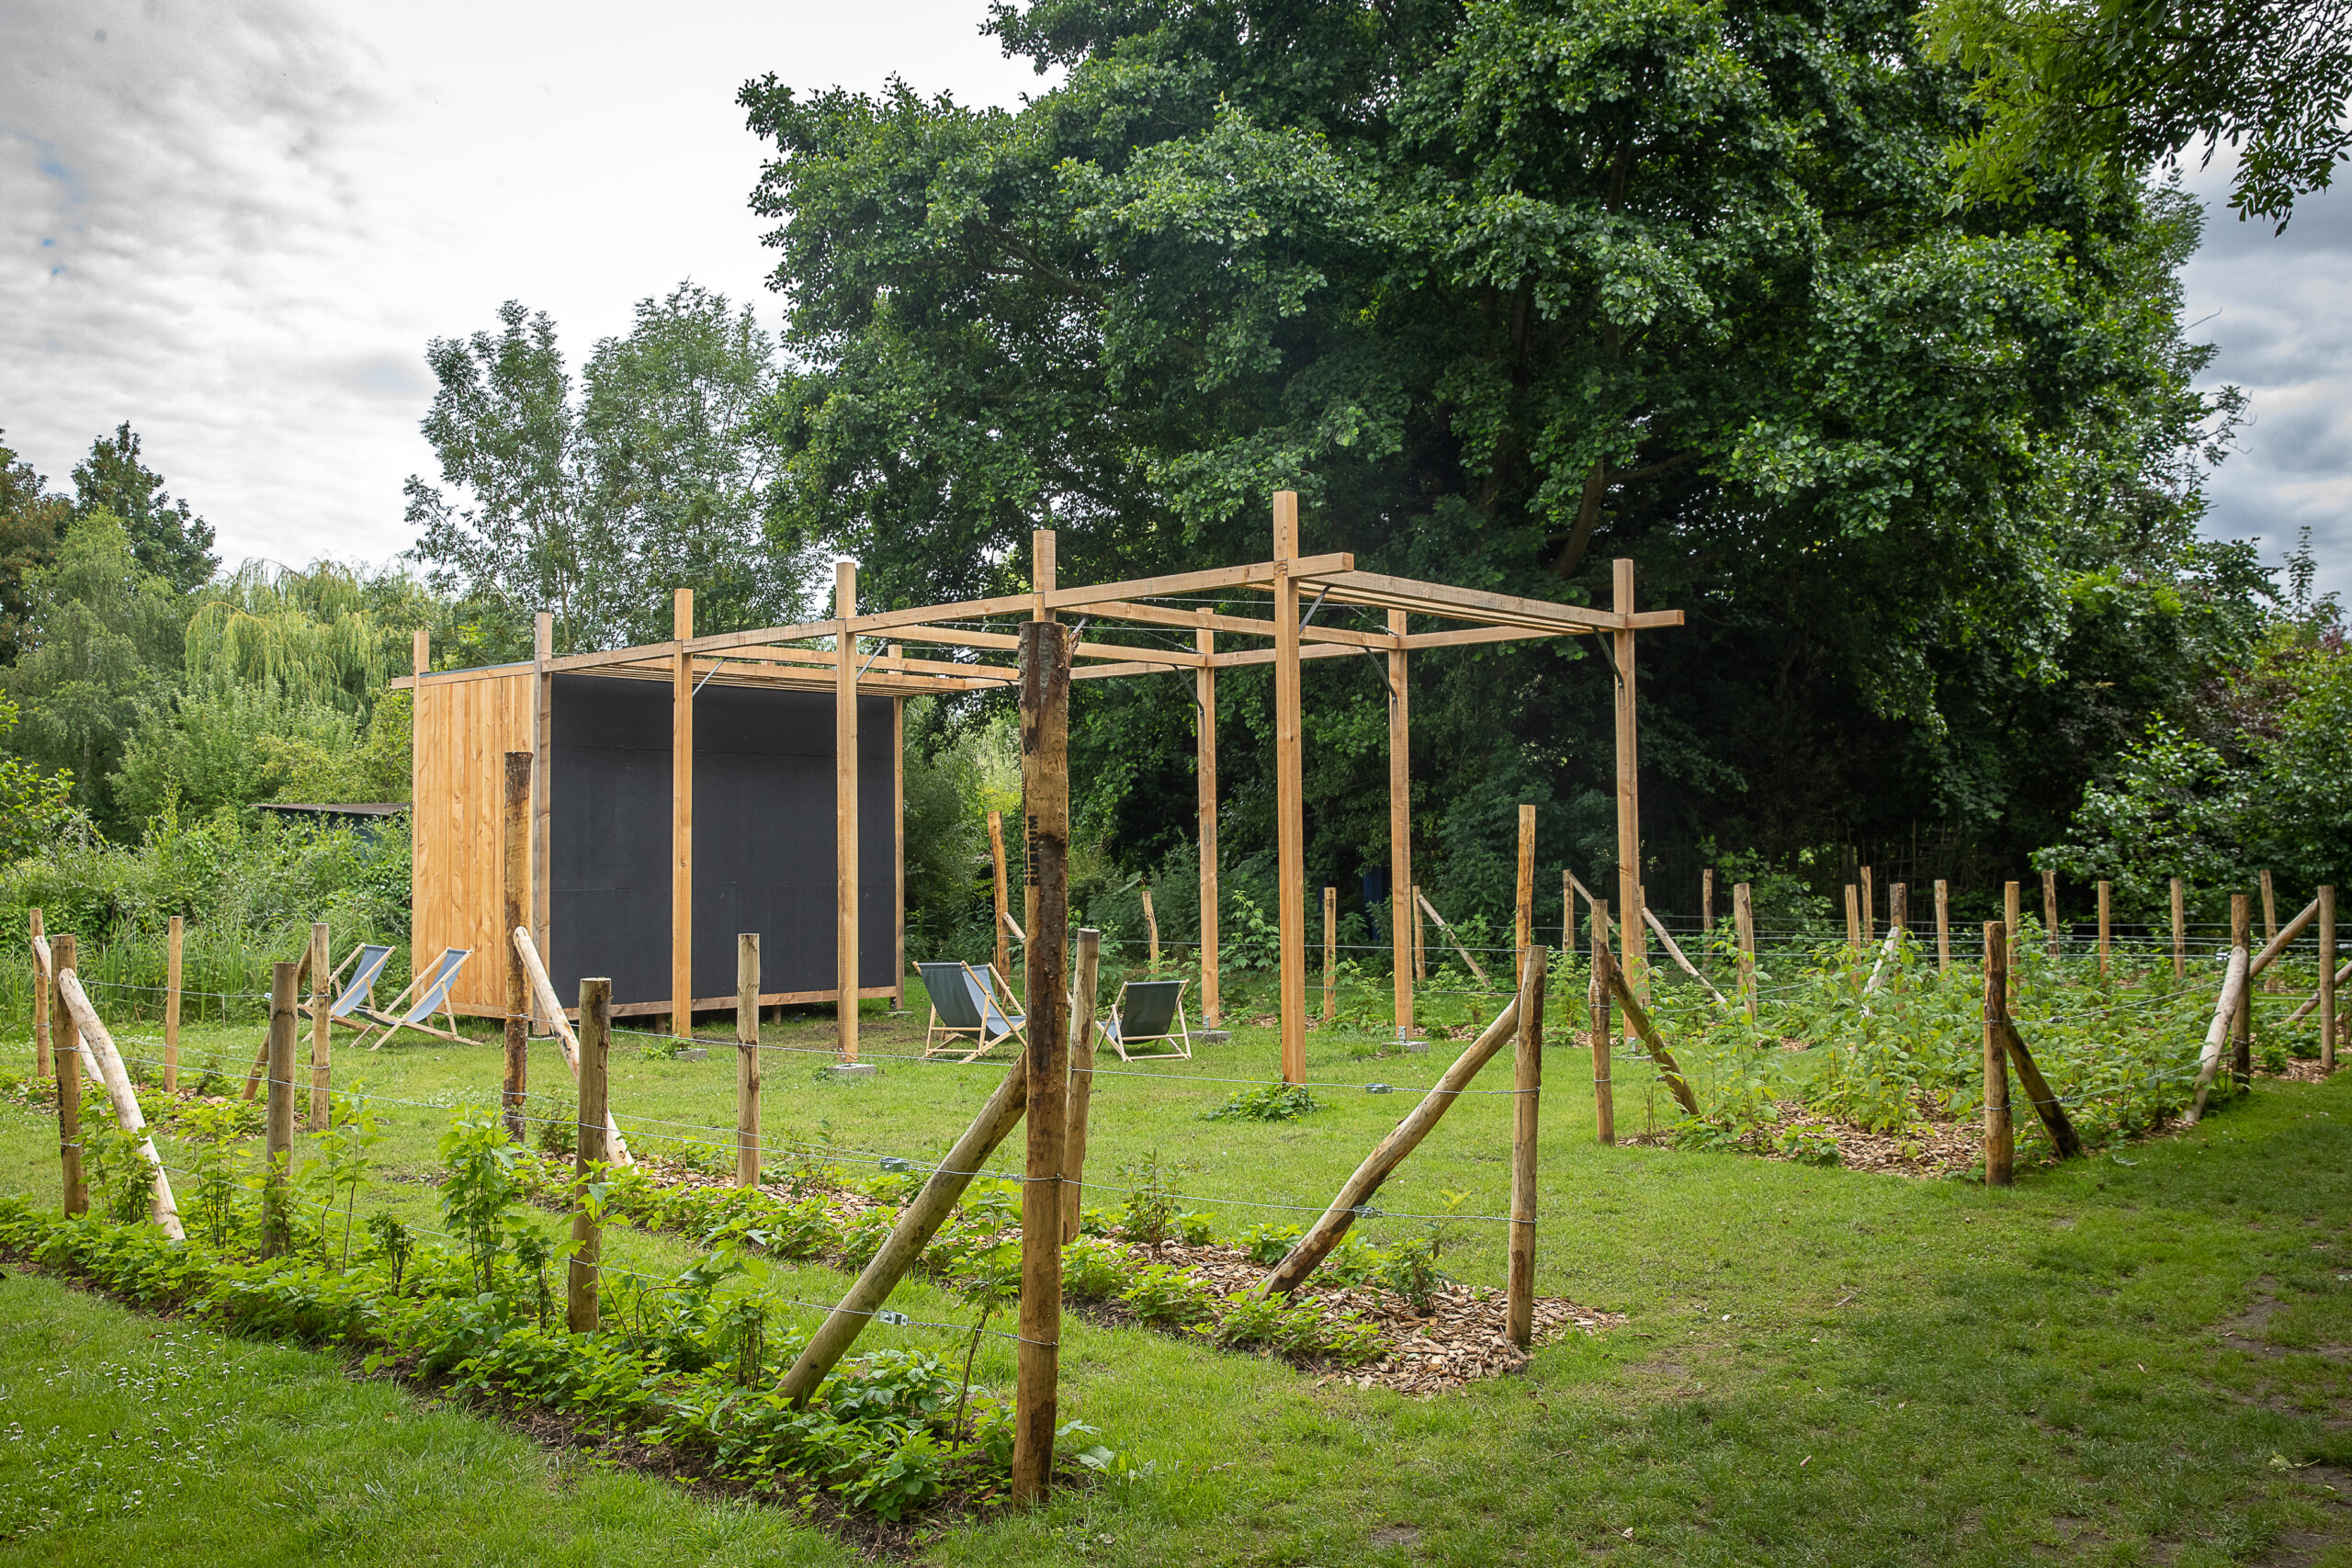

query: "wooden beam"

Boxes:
[1507, 943, 1544, 1348]
[1612, 559, 1645, 1025]
[1081, 597, 1389, 648]
[1387, 610, 1411, 1040]
[877, 621, 1204, 669]
[1983, 923, 2013, 1187]
[504, 750, 532, 1141]
[1196, 613, 1220, 1028]
[1272, 492, 1306, 1085]
[893, 683, 906, 1012]
[989, 808, 1012, 992]
[671, 591, 695, 1035]
[1515, 805, 1536, 954]
[1402, 625, 1577, 650]
[533, 611, 552, 989]
[2323, 886, 2338, 1074]
[1208, 640, 1373, 671]
[53, 932, 84, 1215]
[1294, 567, 1684, 634]
[836, 561, 860, 1064]
[1026, 531, 1053, 982]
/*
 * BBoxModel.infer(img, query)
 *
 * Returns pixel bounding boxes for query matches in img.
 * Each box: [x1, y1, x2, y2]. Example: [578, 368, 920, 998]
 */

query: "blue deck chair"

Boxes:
[358, 948, 472, 1049]
[918, 961, 1027, 1062]
[311, 943, 396, 1031]
[1099, 978, 1193, 1061]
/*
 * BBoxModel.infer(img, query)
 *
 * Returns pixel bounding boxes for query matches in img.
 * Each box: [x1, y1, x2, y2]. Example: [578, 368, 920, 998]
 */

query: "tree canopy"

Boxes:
[72, 421, 220, 593]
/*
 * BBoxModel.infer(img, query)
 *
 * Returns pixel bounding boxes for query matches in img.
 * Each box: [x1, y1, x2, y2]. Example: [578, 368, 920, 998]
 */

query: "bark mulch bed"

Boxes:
[1623, 1100, 1985, 1178]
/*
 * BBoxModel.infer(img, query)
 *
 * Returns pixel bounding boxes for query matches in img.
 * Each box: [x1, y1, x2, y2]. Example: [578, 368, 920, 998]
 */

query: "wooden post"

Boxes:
[568, 976, 610, 1333]
[1732, 883, 1756, 1021]
[1596, 946, 1700, 1115]
[1196, 611, 1221, 1027]
[29, 908, 50, 1080]
[514, 926, 633, 1164]
[1322, 886, 1338, 1024]
[1265, 995, 1522, 1294]
[1506, 942, 1544, 1348]
[2171, 877, 2187, 980]
[893, 674, 906, 1011]
[835, 562, 861, 1062]
[1411, 882, 1427, 981]
[1026, 530, 1054, 971]
[1590, 899, 1615, 1143]
[533, 611, 553, 989]
[1702, 868, 1714, 934]
[264, 960, 298, 1253]
[1982, 923, 2012, 1189]
[1012, 618, 1072, 1506]
[737, 933, 761, 1188]
[1889, 882, 1908, 937]
[1611, 559, 1645, 1021]
[2042, 869, 2060, 960]
[1935, 880, 1951, 973]
[1562, 870, 1574, 958]
[1060, 927, 1102, 1244]
[2232, 893, 2252, 1085]
[673, 589, 695, 1037]
[1272, 491, 1307, 1085]
[2004, 880, 2021, 1001]
[1999, 1015, 2085, 1161]
[2322, 886, 2338, 1073]
[1860, 865, 1874, 945]
[54, 969, 186, 1237]
[989, 809, 1012, 988]
[1844, 886, 1860, 951]
[1387, 611, 1411, 1038]
[2098, 881, 2112, 978]
[1515, 804, 1536, 955]
[2186, 948, 2253, 1124]
[2261, 870, 2280, 993]
[53, 932, 83, 1216]
[163, 914, 181, 1091]
[1141, 887, 1159, 970]
[307, 919, 331, 1132]
[503, 750, 531, 1143]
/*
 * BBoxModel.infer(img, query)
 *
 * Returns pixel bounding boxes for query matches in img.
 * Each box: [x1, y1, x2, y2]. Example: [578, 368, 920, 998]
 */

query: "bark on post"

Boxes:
[53, 932, 84, 1215]
[1860, 865, 1874, 946]
[164, 914, 182, 1091]
[568, 977, 611, 1333]
[1264, 996, 1523, 1296]
[1198, 611, 1222, 1027]
[2004, 881, 2022, 1003]
[1982, 923, 2013, 1189]
[737, 933, 762, 1188]
[1889, 882, 1908, 937]
[1012, 617, 1073, 1506]
[2042, 869, 2060, 961]
[1935, 880, 1951, 974]
[2232, 894, 2253, 1086]
[2261, 870, 2280, 993]
[1597, 946, 1701, 1115]
[1702, 869, 1714, 934]
[1733, 883, 1757, 1021]
[989, 808, 1013, 991]
[308, 920, 332, 1133]
[1844, 886, 1860, 952]
[1141, 888, 1159, 971]
[503, 750, 531, 1142]
[2098, 881, 2112, 979]
[55, 970, 186, 1239]
[1060, 928, 1102, 1244]
[1506, 943, 1544, 1348]
[1590, 899, 1616, 1143]
[1323, 886, 1338, 1024]
[2323, 886, 2338, 1075]
[1515, 804, 1536, 956]
[264, 961, 298, 1255]
[2171, 878, 2187, 980]
[1611, 559, 1645, 1045]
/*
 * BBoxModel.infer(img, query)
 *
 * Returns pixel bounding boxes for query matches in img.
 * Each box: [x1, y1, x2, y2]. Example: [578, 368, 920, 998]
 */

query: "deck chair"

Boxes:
[356, 948, 472, 1049]
[1098, 977, 1193, 1061]
[308, 943, 396, 1031]
[918, 961, 1027, 1062]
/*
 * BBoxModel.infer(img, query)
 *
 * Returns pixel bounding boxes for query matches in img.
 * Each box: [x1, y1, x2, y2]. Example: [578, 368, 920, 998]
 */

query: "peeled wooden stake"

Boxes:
[513, 928, 633, 1165]
[57, 969, 185, 1240]
[1596, 945, 1699, 1115]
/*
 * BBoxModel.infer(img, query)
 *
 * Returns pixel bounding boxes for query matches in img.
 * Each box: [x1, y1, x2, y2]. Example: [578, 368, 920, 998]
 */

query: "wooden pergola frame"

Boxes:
[405, 490, 1679, 1077]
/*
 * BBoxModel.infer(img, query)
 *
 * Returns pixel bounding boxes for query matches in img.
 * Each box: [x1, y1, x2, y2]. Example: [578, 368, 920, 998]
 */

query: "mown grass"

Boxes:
[5, 987, 2352, 1565]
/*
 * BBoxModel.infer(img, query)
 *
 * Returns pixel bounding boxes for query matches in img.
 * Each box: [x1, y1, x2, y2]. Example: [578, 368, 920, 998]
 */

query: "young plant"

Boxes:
[1203, 1082, 1319, 1122]
[307, 1089, 383, 1268]
[1118, 1263, 1216, 1325]
[1114, 1149, 1196, 1247]
[438, 1111, 526, 1292]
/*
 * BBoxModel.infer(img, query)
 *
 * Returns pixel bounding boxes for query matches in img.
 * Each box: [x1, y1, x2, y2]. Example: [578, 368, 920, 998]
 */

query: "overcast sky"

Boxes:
[4, 0, 2346, 601]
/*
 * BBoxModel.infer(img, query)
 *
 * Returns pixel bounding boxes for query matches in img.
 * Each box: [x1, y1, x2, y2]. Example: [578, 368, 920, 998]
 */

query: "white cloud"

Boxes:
[0, 0, 1049, 570]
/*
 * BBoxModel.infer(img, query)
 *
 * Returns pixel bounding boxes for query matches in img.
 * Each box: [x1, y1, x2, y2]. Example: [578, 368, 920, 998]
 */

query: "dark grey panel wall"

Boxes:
[548, 674, 896, 1010]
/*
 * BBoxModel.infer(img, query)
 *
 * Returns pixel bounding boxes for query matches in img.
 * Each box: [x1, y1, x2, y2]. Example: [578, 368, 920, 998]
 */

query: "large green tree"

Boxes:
[72, 422, 220, 593]
[0, 433, 72, 667]
[740, 0, 2262, 924]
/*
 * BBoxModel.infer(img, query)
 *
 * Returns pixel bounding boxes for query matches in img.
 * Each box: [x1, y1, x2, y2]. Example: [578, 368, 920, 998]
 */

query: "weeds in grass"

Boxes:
[1203, 1082, 1319, 1122]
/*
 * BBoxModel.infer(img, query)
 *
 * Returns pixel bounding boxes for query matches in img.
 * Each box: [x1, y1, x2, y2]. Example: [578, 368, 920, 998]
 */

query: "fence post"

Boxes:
[1982, 922, 2012, 1188]
[264, 961, 298, 1255]
[1012, 619, 1072, 1506]
[1702, 868, 1714, 934]
[2322, 886, 2338, 1075]
[308, 920, 331, 1132]
[1515, 804, 1536, 956]
[1935, 880, 1951, 973]
[1323, 885, 1338, 1024]
[1889, 882, 1908, 938]
[2171, 877, 2187, 980]
[503, 750, 531, 1143]
[2004, 881, 2022, 1002]
[1507, 943, 1544, 1348]
[1589, 900, 1615, 1144]
[1060, 928, 1102, 1244]
[1733, 883, 1756, 1021]
[989, 809, 1012, 990]
[1860, 865, 1873, 946]
[737, 933, 762, 1188]
[2261, 870, 2281, 993]
[2097, 881, 2111, 979]
[164, 914, 182, 1092]
[569, 976, 611, 1333]
[2042, 869, 2060, 960]
[2232, 893, 2252, 1086]
[54, 932, 84, 1215]
[1844, 886, 1860, 952]
[30, 909, 51, 1080]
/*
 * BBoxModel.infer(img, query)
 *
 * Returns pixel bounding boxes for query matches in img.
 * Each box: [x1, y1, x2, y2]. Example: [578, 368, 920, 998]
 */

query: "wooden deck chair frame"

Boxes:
[919, 961, 1028, 1063]
[356, 948, 472, 1049]
[1099, 977, 1193, 1061]
[310, 942, 397, 1032]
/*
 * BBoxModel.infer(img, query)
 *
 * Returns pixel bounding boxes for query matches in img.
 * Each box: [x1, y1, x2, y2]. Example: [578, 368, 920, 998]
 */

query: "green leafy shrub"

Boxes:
[1060, 1237, 1136, 1301]
[1774, 1123, 1843, 1166]
[1114, 1150, 1194, 1246]
[1237, 1222, 1304, 1267]
[1118, 1264, 1216, 1325]
[1204, 1082, 1319, 1122]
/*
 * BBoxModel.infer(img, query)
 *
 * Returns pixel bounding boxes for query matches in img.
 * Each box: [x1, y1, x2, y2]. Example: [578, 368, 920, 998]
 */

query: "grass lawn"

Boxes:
[5, 993, 2352, 1565]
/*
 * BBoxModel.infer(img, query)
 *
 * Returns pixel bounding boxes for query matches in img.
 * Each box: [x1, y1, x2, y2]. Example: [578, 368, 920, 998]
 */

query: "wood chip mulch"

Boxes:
[1623, 1100, 1985, 1178]
[2259, 1056, 2338, 1085]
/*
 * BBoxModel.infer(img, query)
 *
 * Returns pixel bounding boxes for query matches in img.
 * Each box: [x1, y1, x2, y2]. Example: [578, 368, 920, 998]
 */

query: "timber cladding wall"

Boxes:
[410, 668, 900, 1020]
[411, 665, 535, 1017]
